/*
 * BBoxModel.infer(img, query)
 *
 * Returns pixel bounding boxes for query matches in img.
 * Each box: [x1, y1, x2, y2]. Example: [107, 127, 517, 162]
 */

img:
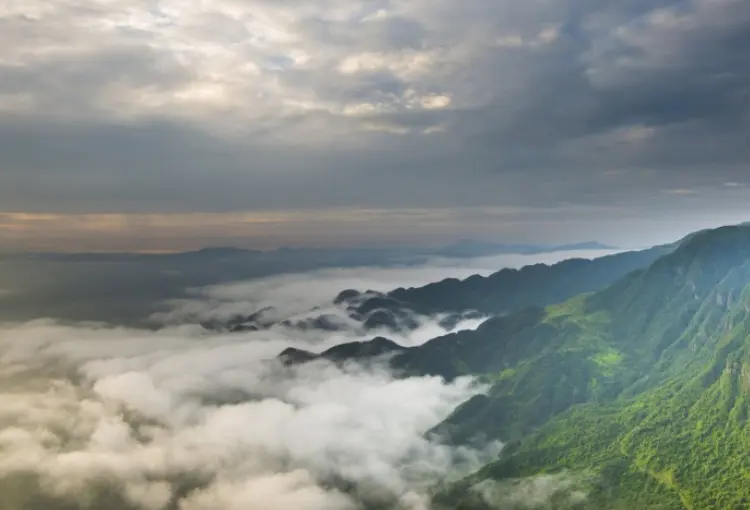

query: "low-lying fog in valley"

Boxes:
[0, 249, 617, 510]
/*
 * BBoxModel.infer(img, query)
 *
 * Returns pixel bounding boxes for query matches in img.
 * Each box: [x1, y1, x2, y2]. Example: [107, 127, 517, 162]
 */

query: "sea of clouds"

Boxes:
[0, 249, 615, 509]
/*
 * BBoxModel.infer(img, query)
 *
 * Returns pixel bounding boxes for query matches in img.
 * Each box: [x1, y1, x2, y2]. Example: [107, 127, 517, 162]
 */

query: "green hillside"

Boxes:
[412, 225, 750, 509]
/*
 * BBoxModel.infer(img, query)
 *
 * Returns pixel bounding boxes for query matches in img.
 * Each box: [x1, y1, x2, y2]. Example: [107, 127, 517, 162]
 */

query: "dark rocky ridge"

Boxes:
[387, 243, 676, 315]
[204, 243, 674, 337]
[278, 337, 406, 366]
[206, 289, 485, 336]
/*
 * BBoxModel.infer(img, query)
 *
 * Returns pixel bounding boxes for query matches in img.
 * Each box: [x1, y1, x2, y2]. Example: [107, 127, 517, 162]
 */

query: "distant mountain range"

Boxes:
[202, 242, 666, 336]
[388, 243, 672, 315]
[10, 239, 616, 262]
[0, 239, 617, 325]
[265, 224, 750, 509]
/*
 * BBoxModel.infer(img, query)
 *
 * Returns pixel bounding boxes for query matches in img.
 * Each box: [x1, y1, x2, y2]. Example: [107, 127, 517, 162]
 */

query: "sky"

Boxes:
[1, 0, 749, 252]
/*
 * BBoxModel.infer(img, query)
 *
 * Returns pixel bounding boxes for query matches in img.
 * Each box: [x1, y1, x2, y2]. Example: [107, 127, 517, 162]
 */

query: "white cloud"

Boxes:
[0, 0, 620, 139]
[0, 315, 497, 510]
[0, 247, 630, 509]
[473, 472, 591, 508]
[3, 246, 581, 509]
[337, 51, 436, 78]
[0, 0, 463, 132]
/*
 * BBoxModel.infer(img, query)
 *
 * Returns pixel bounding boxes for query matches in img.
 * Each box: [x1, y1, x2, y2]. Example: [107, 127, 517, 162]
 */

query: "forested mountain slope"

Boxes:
[388, 244, 675, 315]
[222, 243, 675, 336]
[422, 224, 750, 509]
[274, 224, 750, 509]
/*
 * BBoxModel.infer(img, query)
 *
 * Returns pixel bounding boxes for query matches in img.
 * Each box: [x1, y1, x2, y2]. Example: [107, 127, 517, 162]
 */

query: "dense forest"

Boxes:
[425, 225, 750, 509]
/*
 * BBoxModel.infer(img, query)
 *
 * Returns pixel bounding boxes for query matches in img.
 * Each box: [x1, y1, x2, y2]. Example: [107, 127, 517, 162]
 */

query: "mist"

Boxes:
[0, 261, 501, 510]
[0, 247, 620, 325]
[153, 248, 620, 325]
[0, 249, 621, 509]
[0, 320, 502, 509]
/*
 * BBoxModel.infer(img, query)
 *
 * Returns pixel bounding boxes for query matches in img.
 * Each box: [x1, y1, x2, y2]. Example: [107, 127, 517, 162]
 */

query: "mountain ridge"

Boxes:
[12, 240, 617, 261]
[388, 243, 675, 315]
[272, 223, 750, 509]
[427, 224, 750, 509]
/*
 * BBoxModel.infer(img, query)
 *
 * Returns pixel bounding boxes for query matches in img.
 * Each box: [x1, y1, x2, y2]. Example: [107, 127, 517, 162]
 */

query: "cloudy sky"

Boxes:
[1, 0, 749, 251]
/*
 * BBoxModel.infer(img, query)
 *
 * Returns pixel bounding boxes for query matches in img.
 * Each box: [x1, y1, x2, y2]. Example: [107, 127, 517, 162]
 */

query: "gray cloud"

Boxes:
[1, 0, 749, 247]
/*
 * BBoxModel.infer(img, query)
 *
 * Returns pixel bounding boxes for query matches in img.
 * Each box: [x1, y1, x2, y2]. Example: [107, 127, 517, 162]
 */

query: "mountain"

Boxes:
[274, 224, 750, 508]
[0, 240, 619, 324]
[215, 244, 671, 337]
[408, 224, 750, 509]
[387, 243, 676, 315]
[18, 240, 614, 263]
[279, 336, 406, 365]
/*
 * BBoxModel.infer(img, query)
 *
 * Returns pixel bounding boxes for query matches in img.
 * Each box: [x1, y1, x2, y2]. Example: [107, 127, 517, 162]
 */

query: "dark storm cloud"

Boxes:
[450, 0, 750, 161]
[0, 0, 748, 235]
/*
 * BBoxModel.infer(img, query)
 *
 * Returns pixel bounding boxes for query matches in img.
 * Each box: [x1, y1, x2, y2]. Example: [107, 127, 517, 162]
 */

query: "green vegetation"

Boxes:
[390, 244, 676, 315]
[421, 225, 750, 509]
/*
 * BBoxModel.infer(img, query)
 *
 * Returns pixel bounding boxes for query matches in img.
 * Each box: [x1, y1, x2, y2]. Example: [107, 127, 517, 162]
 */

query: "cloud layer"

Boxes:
[0, 258, 519, 510]
[0, 244, 641, 508]
[2, 0, 750, 249]
[0, 319, 495, 510]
